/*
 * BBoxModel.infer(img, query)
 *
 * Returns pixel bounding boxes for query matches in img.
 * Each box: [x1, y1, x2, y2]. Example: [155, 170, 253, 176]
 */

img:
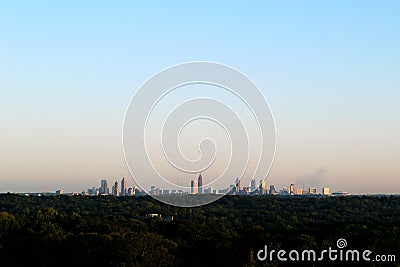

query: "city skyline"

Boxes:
[6, 175, 356, 198]
[1, 1, 400, 194]
[0, 170, 395, 195]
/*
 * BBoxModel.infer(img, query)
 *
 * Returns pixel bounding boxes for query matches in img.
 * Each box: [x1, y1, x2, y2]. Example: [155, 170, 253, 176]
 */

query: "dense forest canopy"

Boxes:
[0, 194, 399, 266]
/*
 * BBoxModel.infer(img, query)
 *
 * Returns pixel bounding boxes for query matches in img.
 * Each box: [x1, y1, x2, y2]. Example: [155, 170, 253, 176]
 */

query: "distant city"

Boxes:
[11, 174, 352, 197]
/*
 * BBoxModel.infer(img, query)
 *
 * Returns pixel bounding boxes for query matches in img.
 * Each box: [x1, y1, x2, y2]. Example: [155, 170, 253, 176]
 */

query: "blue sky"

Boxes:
[1, 1, 399, 193]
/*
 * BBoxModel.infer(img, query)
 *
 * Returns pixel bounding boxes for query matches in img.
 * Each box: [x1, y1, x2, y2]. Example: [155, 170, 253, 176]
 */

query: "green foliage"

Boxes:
[0, 194, 399, 266]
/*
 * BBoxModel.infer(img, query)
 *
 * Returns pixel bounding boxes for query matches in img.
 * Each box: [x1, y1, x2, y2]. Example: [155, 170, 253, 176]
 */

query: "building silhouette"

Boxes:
[127, 187, 134, 196]
[322, 187, 330, 195]
[121, 177, 127, 196]
[100, 179, 109, 195]
[250, 179, 256, 192]
[198, 174, 203, 194]
[112, 181, 119, 196]
[289, 184, 295, 195]
[235, 178, 241, 192]
[296, 188, 303, 195]
[259, 180, 266, 195]
[308, 187, 317, 194]
[269, 185, 276, 195]
[191, 180, 198, 194]
[55, 189, 64, 195]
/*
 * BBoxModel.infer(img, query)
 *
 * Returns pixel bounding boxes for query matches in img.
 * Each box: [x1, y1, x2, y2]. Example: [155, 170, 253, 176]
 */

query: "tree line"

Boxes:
[0, 194, 399, 266]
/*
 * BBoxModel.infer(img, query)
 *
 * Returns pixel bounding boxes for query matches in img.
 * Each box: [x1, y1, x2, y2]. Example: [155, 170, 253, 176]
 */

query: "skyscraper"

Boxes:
[289, 184, 295, 195]
[100, 179, 109, 195]
[191, 180, 198, 194]
[120, 177, 127, 196]
[235, 178, 241, 192]
[250, 179, 256, 192]
[198, 174, 203, 194]
[112, 181, 119, 196]
[259, 180, 266, 195]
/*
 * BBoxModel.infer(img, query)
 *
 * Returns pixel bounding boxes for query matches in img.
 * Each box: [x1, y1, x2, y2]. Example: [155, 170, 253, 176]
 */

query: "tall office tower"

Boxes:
[112, 181, 119, 196]
[308, 187, 317, 194]
[191, 180, 198, 194]
[198, 174, 203, 194]
[235, 178, 241, 192]
[289, 183, 295, 195]
[250, 179, 256, 192]
[100, 179, 109, 195]
[269, 185, 276, 195]
[120, 177, 127, 196]
[322, 187, 330, 195]
[259, 180, 266, 195]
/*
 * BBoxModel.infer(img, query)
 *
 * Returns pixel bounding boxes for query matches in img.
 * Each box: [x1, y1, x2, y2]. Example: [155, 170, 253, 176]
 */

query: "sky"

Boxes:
[1, 1, 399, 194]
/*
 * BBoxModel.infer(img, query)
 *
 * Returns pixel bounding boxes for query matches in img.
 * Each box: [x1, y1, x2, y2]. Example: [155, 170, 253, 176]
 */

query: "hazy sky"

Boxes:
[1, 1, 399, 194]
